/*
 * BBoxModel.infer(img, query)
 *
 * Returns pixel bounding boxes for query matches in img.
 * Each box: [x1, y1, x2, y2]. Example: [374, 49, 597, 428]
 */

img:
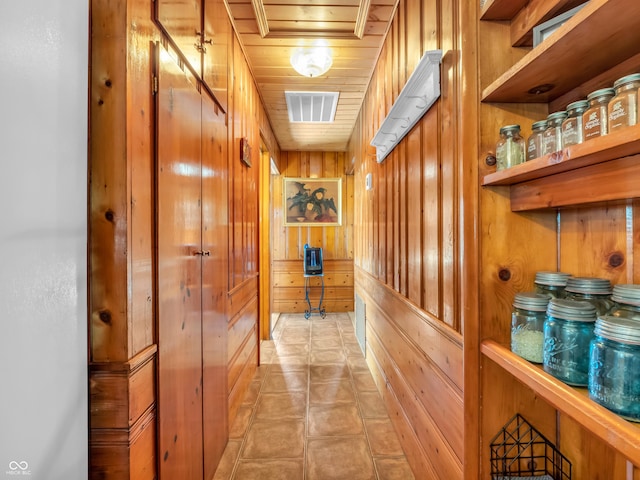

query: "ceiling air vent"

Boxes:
[285, 91, 339, 123]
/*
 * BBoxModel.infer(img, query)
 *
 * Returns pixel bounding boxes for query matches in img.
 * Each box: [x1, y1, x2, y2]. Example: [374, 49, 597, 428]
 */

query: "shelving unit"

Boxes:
[482, 340, 640, 464]
[477, 0, 640, 477]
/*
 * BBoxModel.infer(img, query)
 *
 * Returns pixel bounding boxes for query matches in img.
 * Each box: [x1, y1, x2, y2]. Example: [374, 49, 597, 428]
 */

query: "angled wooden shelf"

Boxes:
[480, 0, 529, 21]
[481, 339, 640, 465]
[482, 124, 640, 187]
[481, 0, 640, 103]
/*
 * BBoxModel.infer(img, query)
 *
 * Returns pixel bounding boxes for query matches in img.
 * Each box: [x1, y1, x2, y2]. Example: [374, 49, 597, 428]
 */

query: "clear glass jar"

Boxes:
[564, 277, 614, 316]
[511, 292, 549, 363]
[496, 124, 525, 170]
[543, 298, 597, 386]
[609, 284, 640, 321]
[589, 315, 640, 422]
[534, 271, 572, 299]
[562, 100, 589, 147]
[527, 120, 547, 161]
[542, 111, 568, 155]
[608, 73, 640, 131]
[583, 88, 616, 141]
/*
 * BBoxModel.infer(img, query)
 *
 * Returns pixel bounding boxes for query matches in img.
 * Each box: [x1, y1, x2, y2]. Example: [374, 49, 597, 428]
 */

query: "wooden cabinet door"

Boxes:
[203, 0, 229, 112]
[156, 44, 204, 480]
[201, 91, 229, 480]
[156, 0, 203, 76]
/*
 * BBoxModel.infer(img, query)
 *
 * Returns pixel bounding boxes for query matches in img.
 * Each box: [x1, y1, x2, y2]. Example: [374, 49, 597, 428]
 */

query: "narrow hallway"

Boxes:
[213, 313, 415, 480]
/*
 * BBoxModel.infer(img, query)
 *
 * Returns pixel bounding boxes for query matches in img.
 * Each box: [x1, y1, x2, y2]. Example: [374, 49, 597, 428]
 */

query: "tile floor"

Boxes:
[213, 312, 416, 480]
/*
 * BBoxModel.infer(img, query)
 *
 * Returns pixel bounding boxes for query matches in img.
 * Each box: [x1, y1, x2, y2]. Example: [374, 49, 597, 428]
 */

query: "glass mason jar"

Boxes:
[527, 120, 547, 161]
[543, 298, 597, 386]
[608, 73, 640, 131]
[511, 292, 549, 363]
[562, 99, 589, 147]
[496, 124, 525, 170]
[534, 271, 572, 299]
[564, 277, 614, 316]
[589, 315, 640, 422]
[609, 284, 640, 321]
[583, 88, 616, 141]
[542, 111, 568, 155]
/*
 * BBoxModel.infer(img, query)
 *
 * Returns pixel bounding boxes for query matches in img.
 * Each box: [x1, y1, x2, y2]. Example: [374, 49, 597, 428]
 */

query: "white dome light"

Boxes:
[290, 47, 333, 78]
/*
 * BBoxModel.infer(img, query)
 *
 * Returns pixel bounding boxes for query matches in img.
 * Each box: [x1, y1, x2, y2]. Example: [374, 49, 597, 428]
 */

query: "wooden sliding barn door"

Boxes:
[156, 45, 204, 479]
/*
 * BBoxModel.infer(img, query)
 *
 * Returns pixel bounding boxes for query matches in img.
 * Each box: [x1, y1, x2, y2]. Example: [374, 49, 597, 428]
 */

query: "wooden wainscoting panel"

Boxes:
[228, 343, 258, 427]
[90, 405, 156, 480]
[273, 258, 354, 312]
[89, 345, 157, 429]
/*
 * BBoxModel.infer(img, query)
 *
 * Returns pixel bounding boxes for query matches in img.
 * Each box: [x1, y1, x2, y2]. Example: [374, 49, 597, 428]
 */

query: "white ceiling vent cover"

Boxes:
[285, 91, 339, 123]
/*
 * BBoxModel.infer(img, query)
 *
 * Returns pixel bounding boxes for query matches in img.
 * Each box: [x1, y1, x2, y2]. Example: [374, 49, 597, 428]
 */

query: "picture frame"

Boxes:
[283, 177, 342, 226]
[240, 137, 252, 167]
[533, 2, 587, 47]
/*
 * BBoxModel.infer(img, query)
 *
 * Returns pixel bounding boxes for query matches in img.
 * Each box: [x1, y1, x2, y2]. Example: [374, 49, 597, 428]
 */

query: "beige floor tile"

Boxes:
[374, 457, 415, 480]
[311, 336, 342, 350]
[308, 403, 363, 436]
[306, 436, 375, 480]
[309, 379, 356, 405]
[309, 364, 351, 383]
[348, 354, 371, 372]
[229, 406, 253, 439]
[241, 381, 262, 407]
[364, 418, 404, 456]
[352, 371, 378, 392]
[343, 341, 365, 356]
[213, 440, 242, 480]
[358, 391, 388, 418]
[241, 420, 305, 459]
[232, 459, 304, 480]
[261, 370, 308, 393]
[275, 342, 309, 356]
[309, 348, 346, 365]
[255, 391, 307, 420]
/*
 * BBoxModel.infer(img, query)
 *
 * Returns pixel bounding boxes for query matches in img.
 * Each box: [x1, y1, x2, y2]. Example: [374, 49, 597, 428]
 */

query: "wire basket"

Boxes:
[490, 414, 571, 480]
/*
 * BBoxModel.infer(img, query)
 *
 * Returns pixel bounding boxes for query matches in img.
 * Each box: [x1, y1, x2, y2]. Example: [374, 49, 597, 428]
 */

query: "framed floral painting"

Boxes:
[283, 177, 342, 226]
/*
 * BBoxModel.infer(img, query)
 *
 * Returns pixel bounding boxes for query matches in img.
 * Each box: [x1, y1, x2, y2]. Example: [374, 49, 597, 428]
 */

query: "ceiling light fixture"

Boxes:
[290, 47, 333, 78]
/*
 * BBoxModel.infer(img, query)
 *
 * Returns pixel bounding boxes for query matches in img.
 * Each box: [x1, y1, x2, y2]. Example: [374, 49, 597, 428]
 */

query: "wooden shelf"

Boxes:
[481, 0, 640, 103]
[481, 339, 640, 464]
[480, 0, 529, 21]
[482, 124, 640, 187]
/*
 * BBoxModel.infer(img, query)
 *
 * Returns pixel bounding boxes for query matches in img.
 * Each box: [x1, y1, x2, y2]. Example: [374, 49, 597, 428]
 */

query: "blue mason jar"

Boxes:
[589, 315, 640, 422]
[534, 271, 572, 299]
[609, 284, 640, 321]
[543, 298, 597, 386]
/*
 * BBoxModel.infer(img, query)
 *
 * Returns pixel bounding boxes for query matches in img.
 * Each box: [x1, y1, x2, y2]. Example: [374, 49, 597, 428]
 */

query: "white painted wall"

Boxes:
[0, 1, 89, 479]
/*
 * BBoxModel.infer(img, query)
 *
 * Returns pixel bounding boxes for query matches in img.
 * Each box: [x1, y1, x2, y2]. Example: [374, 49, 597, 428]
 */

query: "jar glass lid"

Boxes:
[547, 298, 597, 322]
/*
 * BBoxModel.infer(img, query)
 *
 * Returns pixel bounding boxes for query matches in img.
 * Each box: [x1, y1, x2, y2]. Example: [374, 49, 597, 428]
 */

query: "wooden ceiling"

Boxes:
[226, 0, 398, 152]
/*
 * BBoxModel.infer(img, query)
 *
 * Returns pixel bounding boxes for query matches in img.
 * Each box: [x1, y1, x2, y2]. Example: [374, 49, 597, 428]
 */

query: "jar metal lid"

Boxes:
[612, 284, 640, 306]
[513, 292, 549, 312]
[535, 271, 572, 287]
[565, 100, 589, 113]
[547, 298, 597, 322]
[595, 315, 640, 345]
[531, 120, 547, 130]
[546, 111, 568, 121]
[565, 277, 612, 295]
[500, 124, 521, 134]
[613, 73, 640, 89]
[587, 88, 616, 101]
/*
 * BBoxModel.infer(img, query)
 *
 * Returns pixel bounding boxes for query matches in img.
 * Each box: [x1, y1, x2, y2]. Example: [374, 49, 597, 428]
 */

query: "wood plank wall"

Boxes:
[271, 151, 354, 314]
[347, 0, 476, 477]
[88, 1, 278, 476]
